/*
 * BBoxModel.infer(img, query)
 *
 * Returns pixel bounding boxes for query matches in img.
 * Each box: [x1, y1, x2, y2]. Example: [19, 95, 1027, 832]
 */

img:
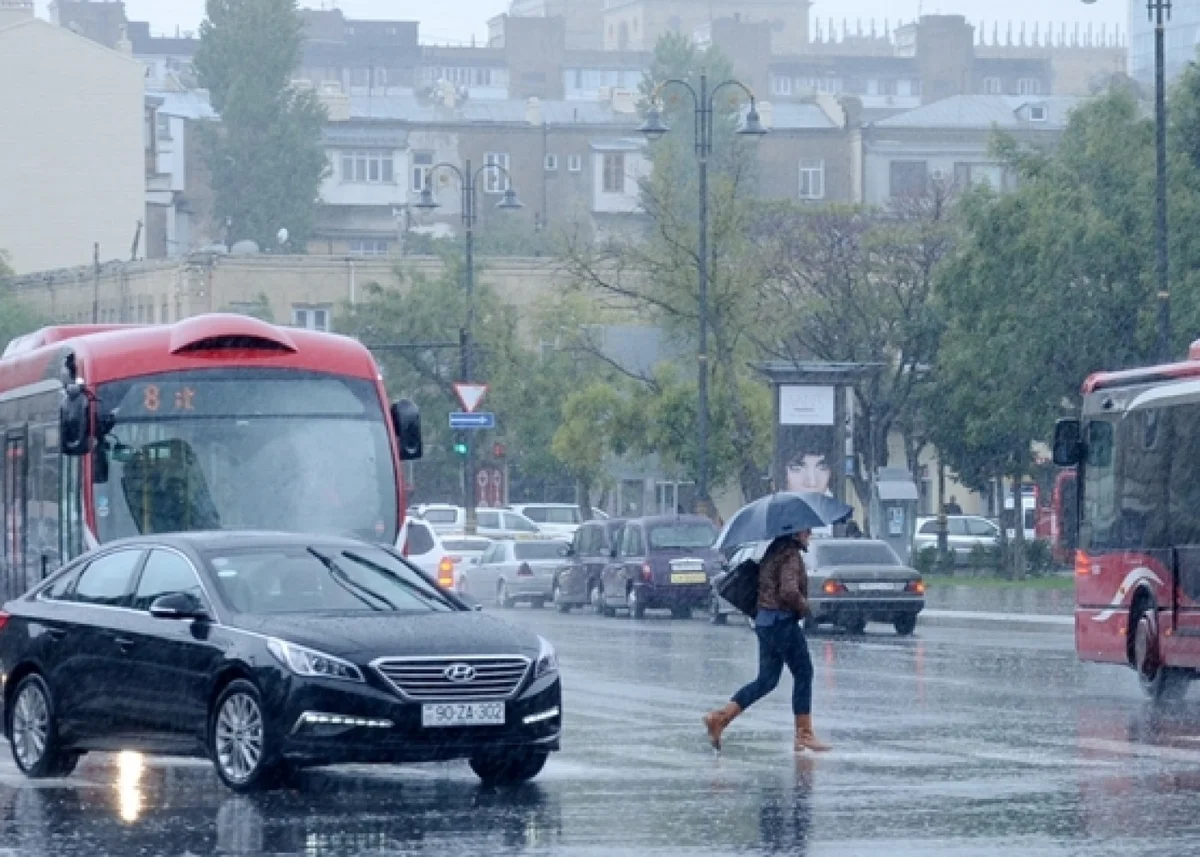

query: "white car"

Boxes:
[469, 539, 572, 608]
[416, 505, 544, 540]
[507, 504, 586, 539]
[416, 503, 466, 534]
[397, 517, 454, 586]
[439, 535, 494, 595]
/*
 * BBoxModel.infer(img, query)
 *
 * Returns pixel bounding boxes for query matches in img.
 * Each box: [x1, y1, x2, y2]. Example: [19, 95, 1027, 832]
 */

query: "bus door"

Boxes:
[3, 429, 28, 599]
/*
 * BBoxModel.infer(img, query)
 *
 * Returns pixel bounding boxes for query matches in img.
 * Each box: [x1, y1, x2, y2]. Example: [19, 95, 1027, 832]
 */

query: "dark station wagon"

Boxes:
[597, 516, 721, 619]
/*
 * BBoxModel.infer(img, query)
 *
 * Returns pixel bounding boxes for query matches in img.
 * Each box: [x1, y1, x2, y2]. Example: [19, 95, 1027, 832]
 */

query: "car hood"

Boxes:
[231, 610, 542, 661]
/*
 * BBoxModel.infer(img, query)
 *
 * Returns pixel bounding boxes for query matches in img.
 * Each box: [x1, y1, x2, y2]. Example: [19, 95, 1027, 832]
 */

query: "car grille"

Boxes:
[373, 656, 531, 701]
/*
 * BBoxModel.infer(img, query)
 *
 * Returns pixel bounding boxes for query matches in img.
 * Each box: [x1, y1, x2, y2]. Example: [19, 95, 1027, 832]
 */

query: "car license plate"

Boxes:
[857, 582, 896, 592]
[421, 702, 506, 727]
[671, 572, 707, 584]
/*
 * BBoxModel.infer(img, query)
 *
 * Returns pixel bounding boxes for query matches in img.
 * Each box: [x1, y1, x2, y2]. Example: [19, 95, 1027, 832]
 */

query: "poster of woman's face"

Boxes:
[777, 385, 838, 499]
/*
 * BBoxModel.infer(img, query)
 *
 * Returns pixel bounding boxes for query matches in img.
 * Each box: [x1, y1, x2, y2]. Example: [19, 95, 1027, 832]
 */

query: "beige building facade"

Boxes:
[0, 7, 145, 275]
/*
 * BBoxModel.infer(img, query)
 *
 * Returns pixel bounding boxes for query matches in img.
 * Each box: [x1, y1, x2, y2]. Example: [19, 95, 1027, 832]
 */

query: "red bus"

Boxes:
[1053, 339, 1200, 700]
[0, 314, 422, 600]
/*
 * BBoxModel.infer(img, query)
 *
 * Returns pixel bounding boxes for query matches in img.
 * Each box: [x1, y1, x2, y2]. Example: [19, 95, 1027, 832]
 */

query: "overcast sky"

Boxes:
[34, 0, 1128, 46]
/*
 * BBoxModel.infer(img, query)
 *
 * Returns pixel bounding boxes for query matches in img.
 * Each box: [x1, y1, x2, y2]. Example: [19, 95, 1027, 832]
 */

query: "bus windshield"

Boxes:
[93, 370, 398, 544]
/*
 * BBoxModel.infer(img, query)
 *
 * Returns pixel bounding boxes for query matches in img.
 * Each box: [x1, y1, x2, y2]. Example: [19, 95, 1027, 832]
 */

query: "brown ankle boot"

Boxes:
[794, 714, 831, 752]
[702, 702, 742, 750]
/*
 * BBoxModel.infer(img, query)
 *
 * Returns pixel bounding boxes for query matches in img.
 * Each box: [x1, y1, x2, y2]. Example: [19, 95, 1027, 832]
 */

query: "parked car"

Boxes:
[470, 540, 571, 608]
[805, 539, 925, 635]
[912, 515, 1000, 564]
[507, 504, 585, 539]
[0, 532, 562, 792]
[552, 518, 627, 613]
[599, 516, 721, 619]
[411, 506, 545, 540]
[438, 535, 495, 595]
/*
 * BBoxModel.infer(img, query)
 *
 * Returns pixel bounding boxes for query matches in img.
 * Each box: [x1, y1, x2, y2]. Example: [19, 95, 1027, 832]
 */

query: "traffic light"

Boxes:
[453, 433, 468, 456]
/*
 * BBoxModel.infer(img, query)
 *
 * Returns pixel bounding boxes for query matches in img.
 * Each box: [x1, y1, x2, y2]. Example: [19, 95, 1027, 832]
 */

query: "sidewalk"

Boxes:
[919, 585, 1074, 632]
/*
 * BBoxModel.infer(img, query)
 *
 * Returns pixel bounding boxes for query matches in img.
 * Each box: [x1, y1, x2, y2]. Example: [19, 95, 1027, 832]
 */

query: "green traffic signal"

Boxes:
[453, 436, 468, 455]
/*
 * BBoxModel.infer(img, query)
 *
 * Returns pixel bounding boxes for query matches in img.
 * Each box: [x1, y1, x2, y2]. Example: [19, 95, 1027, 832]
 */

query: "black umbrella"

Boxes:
[720, 492, 854, 552]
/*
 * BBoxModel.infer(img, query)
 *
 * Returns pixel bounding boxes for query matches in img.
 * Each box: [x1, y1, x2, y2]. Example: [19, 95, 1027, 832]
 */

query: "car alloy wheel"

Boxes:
[12, 682, 49, 772]
[710, 595, 727, 625]
[554, 582, 571, 613]
[216, 691, 264, 785]
[627, 588, 645, 619]
[8, 674, 77, 779]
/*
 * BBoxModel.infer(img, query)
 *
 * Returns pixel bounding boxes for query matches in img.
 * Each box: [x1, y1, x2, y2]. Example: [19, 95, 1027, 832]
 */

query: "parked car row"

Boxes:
[412, 503, 609, 540]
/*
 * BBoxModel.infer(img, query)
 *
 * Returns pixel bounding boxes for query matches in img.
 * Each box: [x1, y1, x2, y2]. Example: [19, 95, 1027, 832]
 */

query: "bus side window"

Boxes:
[1083, 420, 1116, 549]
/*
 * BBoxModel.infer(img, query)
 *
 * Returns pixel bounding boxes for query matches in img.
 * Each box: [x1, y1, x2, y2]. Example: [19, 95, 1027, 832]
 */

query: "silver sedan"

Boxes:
[467, 539, 571, 609]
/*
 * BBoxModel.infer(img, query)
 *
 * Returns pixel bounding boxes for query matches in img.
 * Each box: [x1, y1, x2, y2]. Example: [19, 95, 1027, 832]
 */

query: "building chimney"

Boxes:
[116, 23, 132, 54]
[0, 0, 34, 29]
[526, 96, 542, 126]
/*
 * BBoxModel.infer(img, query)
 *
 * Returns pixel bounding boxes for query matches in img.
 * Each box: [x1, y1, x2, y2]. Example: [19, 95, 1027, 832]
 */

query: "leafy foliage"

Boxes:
[196, 0, 328, 250]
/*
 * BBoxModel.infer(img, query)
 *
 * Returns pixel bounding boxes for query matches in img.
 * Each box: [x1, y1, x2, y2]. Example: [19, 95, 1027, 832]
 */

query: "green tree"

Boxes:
[221, 292, 275, 322]
[195, 0, 328, 250]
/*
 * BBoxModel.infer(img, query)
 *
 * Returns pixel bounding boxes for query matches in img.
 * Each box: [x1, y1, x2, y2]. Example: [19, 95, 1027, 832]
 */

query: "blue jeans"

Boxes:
[732, 620, 814, 716]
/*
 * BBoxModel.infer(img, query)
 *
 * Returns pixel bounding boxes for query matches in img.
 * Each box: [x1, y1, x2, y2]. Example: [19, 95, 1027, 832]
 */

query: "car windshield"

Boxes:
[93, 371, 398, 544]
[648, 523, 717, 550]
[815, 543, 902, 567]
[423, 509, 459, 524]
[206, 546, 455, 614]
[524, 507, 581, 524]
[514, 542, 568, 560]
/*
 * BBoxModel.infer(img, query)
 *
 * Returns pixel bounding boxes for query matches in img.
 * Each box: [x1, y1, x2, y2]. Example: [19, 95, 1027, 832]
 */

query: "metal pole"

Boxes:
[936, 461, 949, 569]
[91, 243, 100, 323]
[1153, 0, 1172, 362]
[463, 159, 478, 536]
[697, 72, 711, 515]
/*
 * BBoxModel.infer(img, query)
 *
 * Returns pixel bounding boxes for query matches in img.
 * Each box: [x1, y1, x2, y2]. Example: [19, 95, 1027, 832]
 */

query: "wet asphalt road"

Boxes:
[4, 606, 1200, 856]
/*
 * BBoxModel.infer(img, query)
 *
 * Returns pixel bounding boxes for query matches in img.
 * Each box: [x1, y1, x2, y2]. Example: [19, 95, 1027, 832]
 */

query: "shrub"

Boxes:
[915, 546, 940, 577]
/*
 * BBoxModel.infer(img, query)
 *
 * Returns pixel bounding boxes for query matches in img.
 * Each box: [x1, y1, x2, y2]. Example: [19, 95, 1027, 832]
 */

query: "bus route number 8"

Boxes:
[143, 385, 160, 412]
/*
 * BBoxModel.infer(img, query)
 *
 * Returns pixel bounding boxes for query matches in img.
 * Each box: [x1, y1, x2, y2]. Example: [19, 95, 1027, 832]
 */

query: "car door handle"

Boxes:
[112, 636, 136, 652]
[43, 627, 66, 642]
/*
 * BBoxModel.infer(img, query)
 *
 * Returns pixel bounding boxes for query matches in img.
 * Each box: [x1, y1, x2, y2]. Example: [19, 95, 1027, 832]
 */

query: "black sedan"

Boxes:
[0, 532, 561, 792]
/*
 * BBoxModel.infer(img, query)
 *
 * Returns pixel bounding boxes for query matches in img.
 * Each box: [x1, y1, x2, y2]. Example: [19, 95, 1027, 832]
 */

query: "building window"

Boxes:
[293, 306, 331, 331]
[798, 160, 825, 200]
[878, 78, 897, 96]
[602, 153, 626, 194]
[889, 160, 928, 198]
[484, 152, 510, 193]
[411, 151, 434, 192]
[568, 154, 583, 173]
[156, 113, 172, 141]
[348, 239, 389, 257]
[983, 77, 1003, 95]
[544, 154, 559, 171]
[772, 75, 792, 96]
[1018, 78, 1041, 96]
[341, 150, 395, 184]
[1028, 104, 1048, 122]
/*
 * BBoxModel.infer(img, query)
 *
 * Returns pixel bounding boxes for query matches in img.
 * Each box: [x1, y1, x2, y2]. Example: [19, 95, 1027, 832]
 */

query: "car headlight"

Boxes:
[534, 636, 558, 680]
[267, 638, 364, 683]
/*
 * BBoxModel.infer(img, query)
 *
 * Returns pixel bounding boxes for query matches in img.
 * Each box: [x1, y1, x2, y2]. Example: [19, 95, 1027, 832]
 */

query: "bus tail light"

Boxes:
[437, 557, 454, 588]
[905, 579, 926, 595]
[823, 580, 847, 595]
[642, 562, 653, 583]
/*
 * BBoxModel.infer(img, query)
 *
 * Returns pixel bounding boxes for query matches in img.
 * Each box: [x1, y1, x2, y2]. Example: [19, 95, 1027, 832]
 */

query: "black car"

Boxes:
[552, 518, 626, 613]
[0, 532, 561, 792]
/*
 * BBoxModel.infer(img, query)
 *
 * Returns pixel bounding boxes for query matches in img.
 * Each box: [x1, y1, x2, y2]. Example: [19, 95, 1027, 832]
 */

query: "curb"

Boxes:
[919, 609, 1073, 633]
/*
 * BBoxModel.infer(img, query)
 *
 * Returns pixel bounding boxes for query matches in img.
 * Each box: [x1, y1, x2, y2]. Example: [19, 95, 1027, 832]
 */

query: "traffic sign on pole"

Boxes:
[453, 383, 489, 414]
[449, 411, 496, 430]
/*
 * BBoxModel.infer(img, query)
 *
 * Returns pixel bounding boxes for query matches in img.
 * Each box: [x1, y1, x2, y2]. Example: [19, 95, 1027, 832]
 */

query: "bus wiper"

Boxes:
[307, 548, 396, 611]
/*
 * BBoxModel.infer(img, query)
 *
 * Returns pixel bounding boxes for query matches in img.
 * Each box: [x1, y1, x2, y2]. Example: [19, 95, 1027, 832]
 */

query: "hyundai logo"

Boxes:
[444, 663, 476, 683]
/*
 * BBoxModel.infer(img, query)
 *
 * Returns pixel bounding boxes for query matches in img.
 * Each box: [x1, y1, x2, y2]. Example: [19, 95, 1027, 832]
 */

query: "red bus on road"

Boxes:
[1054, 338, 1200, 701]
[0, 314, 422, 600]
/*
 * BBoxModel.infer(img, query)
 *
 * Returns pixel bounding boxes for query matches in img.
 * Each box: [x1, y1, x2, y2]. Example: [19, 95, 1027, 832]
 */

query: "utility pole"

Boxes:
[91, 243, 100, 323]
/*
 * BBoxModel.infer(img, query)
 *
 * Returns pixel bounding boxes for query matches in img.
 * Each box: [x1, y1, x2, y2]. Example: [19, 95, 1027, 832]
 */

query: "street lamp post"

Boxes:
[414, 159, 522, 535]
[639, 73, 766, 516]
[1151, 0, 1172, 362]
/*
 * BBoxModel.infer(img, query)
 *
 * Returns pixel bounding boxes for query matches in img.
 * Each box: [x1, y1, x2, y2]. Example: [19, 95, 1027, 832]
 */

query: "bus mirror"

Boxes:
[391, 398, 423, 461]
[60, 387, 91, 456]
[1052, 419, 1082, 467]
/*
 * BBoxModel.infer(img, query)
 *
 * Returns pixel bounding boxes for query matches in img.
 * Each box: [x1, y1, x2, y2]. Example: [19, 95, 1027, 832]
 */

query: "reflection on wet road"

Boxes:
[5, 610, 1200, 855]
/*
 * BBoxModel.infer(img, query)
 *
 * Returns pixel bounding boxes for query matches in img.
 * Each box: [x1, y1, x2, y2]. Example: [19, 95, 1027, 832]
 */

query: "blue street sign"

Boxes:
[449, 411, 496, 430]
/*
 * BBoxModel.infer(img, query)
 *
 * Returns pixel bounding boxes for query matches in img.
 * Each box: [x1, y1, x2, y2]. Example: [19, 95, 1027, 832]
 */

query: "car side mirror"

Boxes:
[1052, 418, 1082, 467]
[149, 592, 209, 621]
[60, 384, 91, 456]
